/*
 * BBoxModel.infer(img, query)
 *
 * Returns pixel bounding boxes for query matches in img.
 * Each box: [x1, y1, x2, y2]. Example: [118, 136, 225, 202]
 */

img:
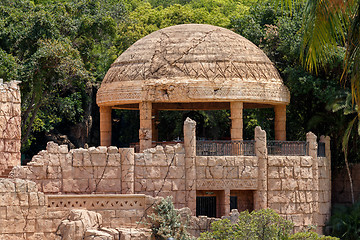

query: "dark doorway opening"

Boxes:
[196, 196, 216, 217]
[230, 190, 254, 213]
[230, 196, 238, 210]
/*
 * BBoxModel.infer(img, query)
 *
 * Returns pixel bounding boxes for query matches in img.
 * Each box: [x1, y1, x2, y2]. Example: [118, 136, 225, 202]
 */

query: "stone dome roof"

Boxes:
[97, 24, 290, 107]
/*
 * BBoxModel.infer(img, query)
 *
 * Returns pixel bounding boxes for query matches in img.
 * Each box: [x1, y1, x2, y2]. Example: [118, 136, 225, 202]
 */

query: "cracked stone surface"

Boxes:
[97, 24, 290, 106]
[0, 80, 21, 176]
[0, 178, 46, 239]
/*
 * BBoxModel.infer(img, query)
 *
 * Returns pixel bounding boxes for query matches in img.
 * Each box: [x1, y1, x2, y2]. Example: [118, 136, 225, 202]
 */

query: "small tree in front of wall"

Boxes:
[147, 196, 194, 240]
[199, 209, 294, 240]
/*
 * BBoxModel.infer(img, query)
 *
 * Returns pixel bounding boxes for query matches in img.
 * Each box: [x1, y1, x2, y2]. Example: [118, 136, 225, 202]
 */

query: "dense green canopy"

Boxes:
[0, 0, 357, 169]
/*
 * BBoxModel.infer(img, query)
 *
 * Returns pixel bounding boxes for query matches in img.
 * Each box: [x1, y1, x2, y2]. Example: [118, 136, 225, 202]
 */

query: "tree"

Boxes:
[21, 39, 92, 148]
[274, 0, 360, 204]
[0, 0, 125, 157]
[275, 0, 360, 112]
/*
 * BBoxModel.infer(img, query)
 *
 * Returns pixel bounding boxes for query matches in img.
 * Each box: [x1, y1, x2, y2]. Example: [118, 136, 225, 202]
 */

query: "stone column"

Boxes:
[306, 132, 320, 231]
[230, 102, 243, 141]
[184, 117, 197, 215]
[274, 105, 286, 141]
[320, 135, 331, 161]
[139, 102, 152, 152]
[120, 148, 135, 194]
[152, 109, 159, 142]
[224, 189, 230, 216]
[100, 106, 112, 146]
[320, 135, 331, 229]
[254, 126, 267, 210]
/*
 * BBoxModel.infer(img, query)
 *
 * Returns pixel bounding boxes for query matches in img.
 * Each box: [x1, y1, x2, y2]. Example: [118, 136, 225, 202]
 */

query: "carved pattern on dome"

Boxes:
[98, 24, 290, 105]
[104, 61, 281, 84]
[97, 84, 290, 105]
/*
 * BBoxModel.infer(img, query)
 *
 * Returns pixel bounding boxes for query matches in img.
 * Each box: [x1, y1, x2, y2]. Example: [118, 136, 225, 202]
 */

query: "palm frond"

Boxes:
[300, 0, 352, 73]
[274, 0, 305, 12]
[343, 2, 360, 108]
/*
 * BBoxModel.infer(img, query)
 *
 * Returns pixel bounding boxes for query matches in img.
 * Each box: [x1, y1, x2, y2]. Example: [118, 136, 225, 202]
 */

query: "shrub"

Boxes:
[198, 209, 339, 240]
[199, 209, 293, 240]
[290, 231, 339, 240]
[147, 196, 194, 240]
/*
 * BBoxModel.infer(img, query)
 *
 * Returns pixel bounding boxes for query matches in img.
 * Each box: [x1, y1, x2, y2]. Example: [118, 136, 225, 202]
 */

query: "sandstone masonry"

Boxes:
[6, 122, 331, 235]
[0, 80, 21, 176]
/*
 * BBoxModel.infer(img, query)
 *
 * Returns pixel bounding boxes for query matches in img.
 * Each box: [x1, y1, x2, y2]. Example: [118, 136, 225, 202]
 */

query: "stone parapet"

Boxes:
[11, 142, 123, 194]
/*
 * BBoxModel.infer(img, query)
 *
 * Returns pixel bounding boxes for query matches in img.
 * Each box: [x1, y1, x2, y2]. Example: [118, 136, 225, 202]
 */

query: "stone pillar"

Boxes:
[184, 117, 197, 215]
[230, 102, 243, 141]
[306, 132, 320, 232]
[320, 135, 331, 161]
[254, 126, 267, 210]
[120, 148, 135, 194]
[152, 109, 159, 142]
[224, 189, 230, 216]
[0, 80, 21, 175]
[320, 135, 331, 229]
[274, 105, 286, 141]
[139, 102, 152, 152]
[100, 106, 112, 146]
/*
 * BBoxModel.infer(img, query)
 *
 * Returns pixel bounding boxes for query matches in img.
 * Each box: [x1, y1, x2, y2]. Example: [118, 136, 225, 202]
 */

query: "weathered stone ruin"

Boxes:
[0, 79, 21, 177]
[0, 24, 333, 239]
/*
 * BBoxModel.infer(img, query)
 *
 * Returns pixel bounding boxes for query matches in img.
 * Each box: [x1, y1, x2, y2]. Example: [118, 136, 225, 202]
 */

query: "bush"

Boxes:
[290, 232, 339, 240]
[199, 209, 293, 240]
[147, 196, 194, 240]
[198, 209, 339, 240]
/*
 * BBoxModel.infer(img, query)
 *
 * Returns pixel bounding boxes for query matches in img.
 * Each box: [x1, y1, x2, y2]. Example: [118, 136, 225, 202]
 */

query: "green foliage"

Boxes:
[290, 231, 339, 240]
[199, 209, 339, 240]
[117, 0, 255, 52]
[327, 201, 360, 240]
[0, 0, 126, 157]
[0, 0, 355, 169]
[0, 48, 18, 81]
[199, 209, 294, 240]
[148, 197, 193, 240]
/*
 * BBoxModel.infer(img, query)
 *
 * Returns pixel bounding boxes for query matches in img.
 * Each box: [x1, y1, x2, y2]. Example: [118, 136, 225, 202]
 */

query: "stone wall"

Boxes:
[0, 80, 21, 175]
[44, 194, 157, 239]
[266, 134, 331, 233]
[195, 156, 258, 187]
[134, 144, 186, 209]
[11, 142, 135, 194]
[267, 156, 317, 231]
[0, 178, 47, 239]
[0, 178, 158, 239]
[7, 121, 331, 234]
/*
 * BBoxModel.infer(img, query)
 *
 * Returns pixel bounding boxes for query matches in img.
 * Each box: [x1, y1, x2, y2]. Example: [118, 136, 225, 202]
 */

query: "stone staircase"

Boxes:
[0, 166, 13, 178]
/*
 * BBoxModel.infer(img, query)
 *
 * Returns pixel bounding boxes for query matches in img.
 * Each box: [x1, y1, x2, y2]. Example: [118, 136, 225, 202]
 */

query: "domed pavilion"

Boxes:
[97, 24, 290, 151]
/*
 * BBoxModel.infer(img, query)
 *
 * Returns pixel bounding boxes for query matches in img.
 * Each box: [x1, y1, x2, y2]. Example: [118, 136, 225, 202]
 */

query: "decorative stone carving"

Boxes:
[97, 24, 290, 106]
